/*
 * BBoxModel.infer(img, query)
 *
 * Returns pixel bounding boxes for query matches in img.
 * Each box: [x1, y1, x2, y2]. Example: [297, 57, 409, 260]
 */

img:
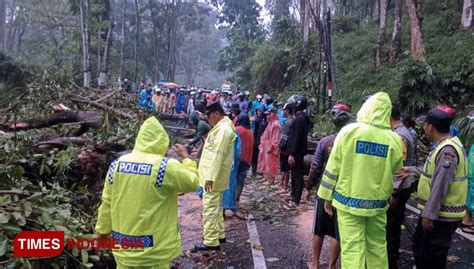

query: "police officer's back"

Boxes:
[95, 117, 199, 268]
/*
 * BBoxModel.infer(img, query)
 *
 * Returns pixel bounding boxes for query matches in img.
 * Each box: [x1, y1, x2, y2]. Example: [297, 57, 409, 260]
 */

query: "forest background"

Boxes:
[0, 0, 473, 267]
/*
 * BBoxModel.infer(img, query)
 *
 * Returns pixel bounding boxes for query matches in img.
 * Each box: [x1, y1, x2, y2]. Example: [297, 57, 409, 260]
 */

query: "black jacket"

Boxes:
[253, 116, 267, 147]
[287, 111, 308, 156]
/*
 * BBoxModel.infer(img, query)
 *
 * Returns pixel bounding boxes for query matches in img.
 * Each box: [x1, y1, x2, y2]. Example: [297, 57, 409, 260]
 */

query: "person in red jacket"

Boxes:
[257, 108, 281, 185]
[234, 114, 254, 208]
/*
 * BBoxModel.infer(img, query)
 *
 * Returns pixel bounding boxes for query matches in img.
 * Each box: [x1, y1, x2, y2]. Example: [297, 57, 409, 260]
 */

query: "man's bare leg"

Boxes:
[268, 174, 275, 185]
[277, 172, 289, 193]
[308, 235, 324, 269]
[328, 238, 340, 269]
[462, 211, 473, 226]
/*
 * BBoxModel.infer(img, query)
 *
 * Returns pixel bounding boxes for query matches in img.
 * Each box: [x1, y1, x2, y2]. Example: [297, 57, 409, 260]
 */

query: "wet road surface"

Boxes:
[174, 176, 474, 268]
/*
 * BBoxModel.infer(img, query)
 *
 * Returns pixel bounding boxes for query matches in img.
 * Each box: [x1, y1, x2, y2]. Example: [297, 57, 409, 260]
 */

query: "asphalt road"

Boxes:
[174, 177, 474, 269]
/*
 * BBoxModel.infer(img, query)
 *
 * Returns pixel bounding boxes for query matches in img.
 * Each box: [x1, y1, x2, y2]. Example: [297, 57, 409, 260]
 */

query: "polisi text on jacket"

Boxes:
[118, 162, 152, 175]
[355, 141, 389, 158]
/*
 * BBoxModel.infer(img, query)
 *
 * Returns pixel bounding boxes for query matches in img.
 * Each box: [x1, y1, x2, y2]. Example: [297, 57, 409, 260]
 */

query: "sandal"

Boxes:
[461, 226, 474, 234]
[234, 211, 246, 220]
[460, 222, 474, 228]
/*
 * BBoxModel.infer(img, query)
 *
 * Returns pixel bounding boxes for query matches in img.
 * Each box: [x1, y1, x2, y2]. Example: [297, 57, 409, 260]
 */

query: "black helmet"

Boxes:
[287, 95, 307, 110]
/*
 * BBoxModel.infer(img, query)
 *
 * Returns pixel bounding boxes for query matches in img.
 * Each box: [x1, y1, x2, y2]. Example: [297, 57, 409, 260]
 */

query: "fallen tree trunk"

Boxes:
[70, 94, 133, 119]
[36, 136, 91, 149]
[0, 111, 102, 132]
[94, 90, 118, 103]
[163, 125, 195, 138]
[156, 113, 190, 122]
[0, 189, 28, 196]
[163, 125, 194, 132]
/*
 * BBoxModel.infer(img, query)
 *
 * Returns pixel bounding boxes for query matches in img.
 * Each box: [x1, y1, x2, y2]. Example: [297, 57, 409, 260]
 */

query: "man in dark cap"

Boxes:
[306, 103, 354, 269]
[194, 100, 236, 251]
[400, 107, 467, 268]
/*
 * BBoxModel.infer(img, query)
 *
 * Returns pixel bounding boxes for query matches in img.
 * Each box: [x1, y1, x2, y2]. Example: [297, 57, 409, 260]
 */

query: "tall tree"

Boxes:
[0, 0, 6, 51]
[119, 0, 126, 79]
[149, 0, 162, 82]
[406, 0, 426, 63]
[274, 0, 289, 22]
[389, 0, 402, 63]
[133, 0, 139, 82]
[374, 0, 388, 70]
[460, 0, 472, 31]
[98, 0, 114, 87]
[166, 0, 181, 82]
[80, 0, 92, 88]
[302, 0, 310, 42]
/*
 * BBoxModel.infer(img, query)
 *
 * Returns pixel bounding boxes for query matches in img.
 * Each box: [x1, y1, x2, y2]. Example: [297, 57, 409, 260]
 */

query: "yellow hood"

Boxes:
[357, 92, 392, 129]
[133, 116, 169, 155]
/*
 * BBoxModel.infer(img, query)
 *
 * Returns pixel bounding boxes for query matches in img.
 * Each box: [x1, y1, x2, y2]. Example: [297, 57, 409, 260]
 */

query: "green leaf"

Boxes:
[0, 212, 10, 224]
[41, 211, 53, 226]
[7, 165, 25, 181]
[101, 20, 109, 29]
[58, 209, 71, 218]
[71, 247, 79, 257]
[0, 195, 11, 204]
[3, 224, 22, 233]
[81, 249, 89, 264]
[12, 211, 26, 226]
[22, 202, 33, 216]
[0, 235, 8, 256]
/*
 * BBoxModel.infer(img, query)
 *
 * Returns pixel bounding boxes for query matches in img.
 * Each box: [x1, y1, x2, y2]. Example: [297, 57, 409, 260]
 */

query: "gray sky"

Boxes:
[256, 0, 272, 29]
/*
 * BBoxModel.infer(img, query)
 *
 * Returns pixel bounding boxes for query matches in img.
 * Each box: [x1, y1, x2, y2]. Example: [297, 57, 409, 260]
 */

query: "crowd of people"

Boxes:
[95, 83, 474, 269]
[130, 80, 256, 117]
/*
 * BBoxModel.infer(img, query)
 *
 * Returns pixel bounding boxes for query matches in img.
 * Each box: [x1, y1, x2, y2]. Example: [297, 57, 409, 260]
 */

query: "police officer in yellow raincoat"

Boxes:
[317, 92, 403, 269]
[95, 116, 199, 268]
[194, 100, 236, 251]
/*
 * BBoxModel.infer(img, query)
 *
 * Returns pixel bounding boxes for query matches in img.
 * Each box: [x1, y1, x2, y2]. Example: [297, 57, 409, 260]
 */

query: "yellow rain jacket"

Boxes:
[95, 117, 199, 267]
[416, 136, 468, 219]
[198, 116, 236, 190]
[317, 92, 403, 217]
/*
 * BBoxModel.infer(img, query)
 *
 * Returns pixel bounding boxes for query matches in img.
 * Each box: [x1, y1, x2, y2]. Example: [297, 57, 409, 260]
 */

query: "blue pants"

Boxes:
[235, 163, 250, 203]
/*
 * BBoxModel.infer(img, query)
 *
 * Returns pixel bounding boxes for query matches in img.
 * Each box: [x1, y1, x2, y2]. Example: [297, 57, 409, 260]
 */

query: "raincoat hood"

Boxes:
[133, 116, 169, 155]
[357, 92, 392, 129]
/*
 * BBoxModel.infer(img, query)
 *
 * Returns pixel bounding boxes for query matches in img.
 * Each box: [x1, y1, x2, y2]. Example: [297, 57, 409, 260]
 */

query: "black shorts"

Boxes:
[313, 198, 339, 240]
[280, 153, 290, 172]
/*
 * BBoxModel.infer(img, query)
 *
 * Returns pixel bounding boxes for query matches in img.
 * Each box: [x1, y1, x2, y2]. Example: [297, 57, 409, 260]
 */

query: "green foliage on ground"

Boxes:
[0, 72, 142, 267]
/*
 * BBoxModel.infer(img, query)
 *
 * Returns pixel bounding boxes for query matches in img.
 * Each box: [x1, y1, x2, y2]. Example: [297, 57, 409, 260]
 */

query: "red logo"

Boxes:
[14, 231, 64, 257]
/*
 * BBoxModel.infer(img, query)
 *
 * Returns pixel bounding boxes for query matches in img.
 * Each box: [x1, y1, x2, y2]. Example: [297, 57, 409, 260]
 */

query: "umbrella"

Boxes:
[162, 82, 179, 89]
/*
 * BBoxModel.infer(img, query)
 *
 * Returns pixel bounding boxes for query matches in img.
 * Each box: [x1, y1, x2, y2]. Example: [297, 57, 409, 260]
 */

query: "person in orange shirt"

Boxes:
[152, 88, 163, 112]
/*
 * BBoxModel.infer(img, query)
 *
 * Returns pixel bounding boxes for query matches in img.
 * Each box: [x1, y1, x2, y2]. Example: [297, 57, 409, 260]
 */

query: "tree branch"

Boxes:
[0, 111, 102, 132]
[69, 94, 133, 119]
